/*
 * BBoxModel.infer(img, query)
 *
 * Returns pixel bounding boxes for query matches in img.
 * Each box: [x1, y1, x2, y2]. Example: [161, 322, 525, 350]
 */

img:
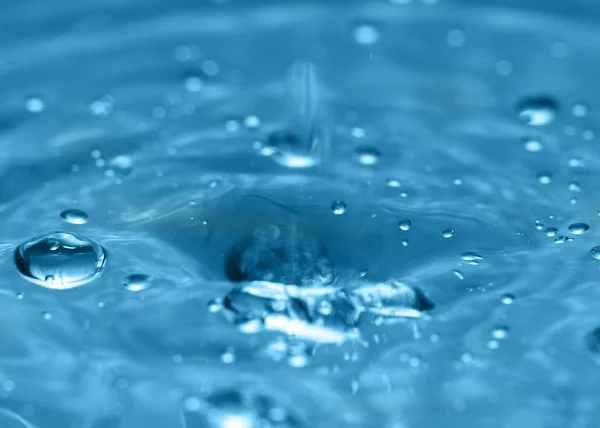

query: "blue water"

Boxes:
[1, 0, 600, 427]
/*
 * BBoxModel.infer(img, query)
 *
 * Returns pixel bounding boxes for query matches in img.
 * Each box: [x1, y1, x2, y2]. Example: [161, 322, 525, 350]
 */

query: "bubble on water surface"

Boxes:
[331, 200, 347, 215]
[354, 146, 380, 165]
[491, 325, 509, 339]
[224, 224, 334, 291]
[461, 252, 483, 265]
[123, 274, 152, 291]
[60, 209, 88, 225]
[501, 293, 515, 305]
[523, 137, 543, 152]
[442, 228, 454, 238]
[14, 232, 106, 289]
[398, 220, 411, 231]
[107, 155, 133, 177]
[568, 223, 589, 235]
[537, 173, 552, 184]
[350, 280, 435, 319]
[352, 23, 381, 45]
[517, 96, 558, 126]
[25, 96, 45, 113]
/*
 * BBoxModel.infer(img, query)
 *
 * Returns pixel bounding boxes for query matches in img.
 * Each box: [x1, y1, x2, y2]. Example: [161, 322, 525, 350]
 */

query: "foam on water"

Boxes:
[1, 0, 600, 427]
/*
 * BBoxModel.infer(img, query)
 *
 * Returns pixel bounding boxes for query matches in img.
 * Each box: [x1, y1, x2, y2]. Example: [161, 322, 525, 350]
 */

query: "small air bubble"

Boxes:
[523, 137, 543, 152]
[537, 173, 552, 184]
[572, 103, 589, 117]
[491, 325, 509, 339]
[501, 293, 515, 305]
[354, 147, 380, 165]
[386, 178, 401, 188]
[123, 274, 152, 291]
[220, 347, 236, 364]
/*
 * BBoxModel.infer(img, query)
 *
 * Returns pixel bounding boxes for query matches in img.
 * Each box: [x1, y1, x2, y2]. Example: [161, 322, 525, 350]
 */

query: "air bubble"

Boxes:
[523, 137, 543, 152]
[398, 220, 411, 231]
[537, 173, 552, 184]
[568, 223, 589, 235]
[442, 228, 454, 238]
[517, 97, 558, 126]
[331, 201, 347, 215]
[123, 274, 152, 291]
[354, 147, 380, 165]
[491, 325, 509, 339]
[14, 232, 106, 289]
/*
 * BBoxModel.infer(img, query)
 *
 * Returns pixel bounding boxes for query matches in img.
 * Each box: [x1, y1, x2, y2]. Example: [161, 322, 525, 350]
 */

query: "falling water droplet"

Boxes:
[568, 223, 589, 235]
[442, 228, 454, 238]
[398, 220, 411, 231]
[60, 209, 89, 225]
[123, 274, 152, 291]
[331, 201, 347, 215]
[354, 147, 380, 165]
[517, 97, 558, 126]
[14, 232, 106, 289]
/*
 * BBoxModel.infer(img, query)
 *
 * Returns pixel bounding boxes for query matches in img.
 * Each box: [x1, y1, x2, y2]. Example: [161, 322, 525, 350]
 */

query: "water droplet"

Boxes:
[501, 293, 515, 305]
[220, 347, 236, 364]
[352, 23, 381, 45]
[89, 96, 114, 116]
[568, 181, 581, 192]
[545, 227, 558, 237]
[183, 75, 203, 92]
[331, 200, 347, 215]
[25, 96, 45, 113]
[351, 280, 435, 319]
[264, 130, 319, 168]
[224, 118, 241, 132]
[568, 222, 589, 235]
[60, 209, 88, 225]
[398, 220, 411, 231]
[14, 232, 106, 289]
[568, 157, 584, 168]
[386, 178, 401, 188]
[16, 292, 23, 300]
[572, 102, 589, 117]
[244, 115, 261, 129]
[534, 220, 544, 230]
[487, 339, 500, 350]
[123, 274, 152, 291]
[351, 127, 366, 138]
[354, 147, 380, 165]
[43, 311, 52, 320]
[401, 238, 408, 247]
[90, 149, 103, 159]
[318, 300, 333, 315]
[537, 173, 552, 184]
[591, 246, 600, 260]
[491, 325, 509, 339]
[107, 155, 133, 177]
[442, 228, 454, 238]
[554, 236, 567, 244]
[517, 97, 558, 126]
[523, 137, 543, 152]
[453, 270, 464, 280]
[461, 252, 483, 265]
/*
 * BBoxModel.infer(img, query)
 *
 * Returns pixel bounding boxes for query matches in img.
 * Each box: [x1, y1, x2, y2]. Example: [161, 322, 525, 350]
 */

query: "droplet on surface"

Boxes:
[491, 325, 509, 339]
[568, 223, 589, 235]
[352, 23, 381, 45]
[60, 209, 89, 225]
[501, 293, 515, 305]
[517, 97, 558, 126]
[107, 155, 133, 177]
[25, 96, 45, 113]
[331, 200, 347, 215]
[537, 173, 552, 184]
[14, 232, 106, 289]
[398, 220, 411, 231]
[523, 137, 543, 152]
[351, 280, 435, 319]
[545, 227, 558, 237]
[591, 246, 600, 260]
[354, 146, 380, 165]
[386, 178, 401, 188]
[123, 274, 152, 291]
[460, 252, 483, 265]
[442, 228, 454, 238]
